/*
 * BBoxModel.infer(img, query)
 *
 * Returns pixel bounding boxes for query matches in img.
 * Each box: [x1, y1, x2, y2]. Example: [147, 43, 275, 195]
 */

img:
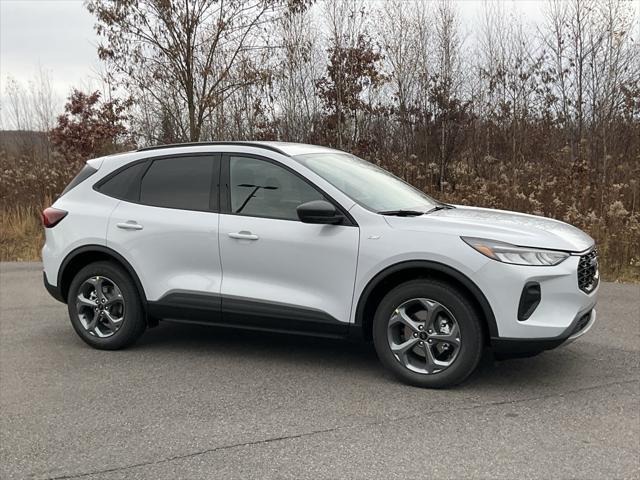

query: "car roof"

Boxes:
[136, 141, 340, 157]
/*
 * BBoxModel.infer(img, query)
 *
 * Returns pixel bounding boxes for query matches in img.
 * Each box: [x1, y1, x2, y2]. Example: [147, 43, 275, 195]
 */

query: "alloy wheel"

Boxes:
[75, 276, 125, 338]
[387, 298, 461, 374]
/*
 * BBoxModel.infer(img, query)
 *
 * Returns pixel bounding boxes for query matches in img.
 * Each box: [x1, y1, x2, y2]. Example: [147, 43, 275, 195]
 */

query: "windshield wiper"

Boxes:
[379, 203, 454, 216]
[425, 204, 455, 214]
[378, 209, 425, 217]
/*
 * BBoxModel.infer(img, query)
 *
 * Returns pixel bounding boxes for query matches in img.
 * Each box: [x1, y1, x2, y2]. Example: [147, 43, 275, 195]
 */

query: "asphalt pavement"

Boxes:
[1, 262, 638, 479]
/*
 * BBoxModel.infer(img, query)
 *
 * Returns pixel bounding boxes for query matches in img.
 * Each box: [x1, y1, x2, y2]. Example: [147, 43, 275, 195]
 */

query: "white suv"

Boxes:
[42, 142, 599, 387]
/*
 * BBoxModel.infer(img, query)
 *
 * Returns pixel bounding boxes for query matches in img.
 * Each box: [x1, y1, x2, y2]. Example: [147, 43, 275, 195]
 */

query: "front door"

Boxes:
[218, 154, 359, 336]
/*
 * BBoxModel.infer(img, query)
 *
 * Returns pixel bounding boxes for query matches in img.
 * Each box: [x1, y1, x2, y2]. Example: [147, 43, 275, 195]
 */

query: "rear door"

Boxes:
[105, 154, 222, 319]
[218, 153, 360, 336]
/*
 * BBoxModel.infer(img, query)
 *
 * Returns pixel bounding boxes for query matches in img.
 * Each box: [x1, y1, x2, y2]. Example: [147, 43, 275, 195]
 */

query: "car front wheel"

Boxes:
[373, 279, 483, 388]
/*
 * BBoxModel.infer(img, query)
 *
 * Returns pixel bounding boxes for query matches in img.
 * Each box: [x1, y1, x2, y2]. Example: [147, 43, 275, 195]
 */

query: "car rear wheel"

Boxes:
[67, 261, 146, 350]
[373, 279, 483, 388]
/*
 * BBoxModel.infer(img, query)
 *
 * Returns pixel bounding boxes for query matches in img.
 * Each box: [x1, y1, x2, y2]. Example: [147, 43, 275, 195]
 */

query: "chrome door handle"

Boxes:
[116, 221, 143, 231]
[228, 231, 259, 240]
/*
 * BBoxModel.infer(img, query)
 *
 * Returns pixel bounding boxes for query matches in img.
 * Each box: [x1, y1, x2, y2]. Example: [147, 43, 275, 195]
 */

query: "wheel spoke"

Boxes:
[103, 310, 122, 331]
[391, 337, 420, 355]
[92, 320, 110, 338]
[85, 315, 99, 335]
[423, 343, 445, 374]
[95, 277, 107, 303]
[76, 293, 97, 309]
[429, 323, 461, 348]
[389, 306, 422, 333]
[420, 299, 445, 332]
[105, 292, 123, 307]
[85, 276, 106, 303]
[390, 337, 420, 365]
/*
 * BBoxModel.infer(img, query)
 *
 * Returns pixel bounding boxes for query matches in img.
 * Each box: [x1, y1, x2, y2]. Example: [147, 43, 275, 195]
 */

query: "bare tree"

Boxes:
[273, 6, 322, 141]
[432, 0, 465, 191]
[376, 0, 423, 155]
[4, 76, 31, 131]
[543, 0, 600, 159]
[3, 68, 59, 158]
[477, 2, 544, 166]
[320, 0, 371, 148]
[87, 0, 297, 142]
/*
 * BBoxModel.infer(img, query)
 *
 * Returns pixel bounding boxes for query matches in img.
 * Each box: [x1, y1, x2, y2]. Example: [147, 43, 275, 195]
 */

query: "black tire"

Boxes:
[67, 261, 146, 350]
[372, 279, 483, 388]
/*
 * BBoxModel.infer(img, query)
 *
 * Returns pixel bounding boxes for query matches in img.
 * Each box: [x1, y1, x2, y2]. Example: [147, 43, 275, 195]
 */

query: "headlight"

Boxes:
[461, 237, 570, 266]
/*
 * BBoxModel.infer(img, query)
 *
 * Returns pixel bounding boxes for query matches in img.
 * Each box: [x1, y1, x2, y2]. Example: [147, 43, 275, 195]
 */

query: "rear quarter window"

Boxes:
[60, 164, 98, 196]
[95, 161, 148, 201]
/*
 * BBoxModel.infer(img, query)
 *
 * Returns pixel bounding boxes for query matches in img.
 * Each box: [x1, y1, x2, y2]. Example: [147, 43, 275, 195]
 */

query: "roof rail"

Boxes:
[137, 141, 289, 156]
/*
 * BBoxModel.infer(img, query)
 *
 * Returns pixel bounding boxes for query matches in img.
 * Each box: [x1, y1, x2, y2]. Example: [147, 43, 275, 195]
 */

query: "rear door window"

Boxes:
[139, 156, 218, 211]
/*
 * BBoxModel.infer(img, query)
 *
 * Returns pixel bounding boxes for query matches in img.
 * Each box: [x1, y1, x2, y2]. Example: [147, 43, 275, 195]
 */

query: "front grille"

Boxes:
[578, 248, 599, 293]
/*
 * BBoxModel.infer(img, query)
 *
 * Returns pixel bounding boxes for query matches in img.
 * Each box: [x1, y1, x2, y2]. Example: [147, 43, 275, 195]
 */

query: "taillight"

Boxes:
[42, 207, 68, 228]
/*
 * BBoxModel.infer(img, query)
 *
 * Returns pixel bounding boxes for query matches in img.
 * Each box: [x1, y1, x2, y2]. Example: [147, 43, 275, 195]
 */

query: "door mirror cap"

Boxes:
[297, 200, 344, 225]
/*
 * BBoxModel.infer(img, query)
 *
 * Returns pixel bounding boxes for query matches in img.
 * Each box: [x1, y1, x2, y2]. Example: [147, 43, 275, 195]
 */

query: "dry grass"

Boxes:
[1, 207, 44, 262]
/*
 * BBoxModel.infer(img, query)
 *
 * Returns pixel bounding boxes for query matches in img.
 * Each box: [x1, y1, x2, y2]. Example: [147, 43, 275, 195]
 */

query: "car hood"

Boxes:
[385, 205, 594, 252]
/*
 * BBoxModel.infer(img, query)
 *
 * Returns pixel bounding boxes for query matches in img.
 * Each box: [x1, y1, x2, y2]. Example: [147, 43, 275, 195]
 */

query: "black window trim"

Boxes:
[220, 152, 357, 226]
[93, 152, 222, 213]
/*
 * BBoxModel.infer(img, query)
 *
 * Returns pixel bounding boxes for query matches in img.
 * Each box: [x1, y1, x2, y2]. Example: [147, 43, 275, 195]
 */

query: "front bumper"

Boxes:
[477, 251, 599, 339]
[564, 309, 597, 345]
[492, 307, 596, 357]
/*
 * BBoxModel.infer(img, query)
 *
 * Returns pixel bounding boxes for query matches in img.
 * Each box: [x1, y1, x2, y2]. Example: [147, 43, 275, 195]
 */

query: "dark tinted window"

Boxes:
[230, 156, 324, 220]
[97, 161, 147, 201]
[61, 164, 97, 196]
[140, 156, 216, 211]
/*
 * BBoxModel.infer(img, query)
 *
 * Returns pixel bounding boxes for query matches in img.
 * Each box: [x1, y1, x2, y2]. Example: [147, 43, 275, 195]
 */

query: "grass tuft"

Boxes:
[1, 207, 44, 262]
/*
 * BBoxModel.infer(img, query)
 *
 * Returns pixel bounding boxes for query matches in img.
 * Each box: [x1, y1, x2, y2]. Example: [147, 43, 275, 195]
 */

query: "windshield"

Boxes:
[295, 152, 437, 212]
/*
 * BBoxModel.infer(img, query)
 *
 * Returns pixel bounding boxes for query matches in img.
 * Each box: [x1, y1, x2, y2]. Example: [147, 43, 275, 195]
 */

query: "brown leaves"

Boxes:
[49, 90, 133, 162]
[317, 34, 384, 115]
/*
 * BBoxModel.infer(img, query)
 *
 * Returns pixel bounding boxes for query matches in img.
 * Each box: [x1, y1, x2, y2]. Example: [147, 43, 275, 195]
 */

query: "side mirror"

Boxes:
[297, 200, 344, 225]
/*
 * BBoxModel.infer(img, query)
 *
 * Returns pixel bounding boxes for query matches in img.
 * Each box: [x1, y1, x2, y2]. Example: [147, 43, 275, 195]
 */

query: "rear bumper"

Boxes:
[43, 271, 65, 303]
[491, 308, 596, 357]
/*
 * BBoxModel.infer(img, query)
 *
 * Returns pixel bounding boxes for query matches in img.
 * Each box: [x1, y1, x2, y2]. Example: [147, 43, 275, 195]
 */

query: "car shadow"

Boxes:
[132, 320, 596, 390]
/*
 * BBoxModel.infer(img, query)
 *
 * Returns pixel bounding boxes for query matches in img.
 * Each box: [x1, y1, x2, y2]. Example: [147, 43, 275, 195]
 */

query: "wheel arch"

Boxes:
[353, 260, 498, 343]
[58, 245, 148, 312]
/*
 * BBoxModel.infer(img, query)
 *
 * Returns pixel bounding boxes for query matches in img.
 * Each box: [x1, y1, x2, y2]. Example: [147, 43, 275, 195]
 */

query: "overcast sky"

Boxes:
[1, 1, 98, 110]
[0, 0, 593, 129]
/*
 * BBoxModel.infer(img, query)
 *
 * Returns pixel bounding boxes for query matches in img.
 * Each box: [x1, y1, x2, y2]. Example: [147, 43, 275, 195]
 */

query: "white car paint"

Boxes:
[106, 201, 221, 301]
[218, 214, 359, 323]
